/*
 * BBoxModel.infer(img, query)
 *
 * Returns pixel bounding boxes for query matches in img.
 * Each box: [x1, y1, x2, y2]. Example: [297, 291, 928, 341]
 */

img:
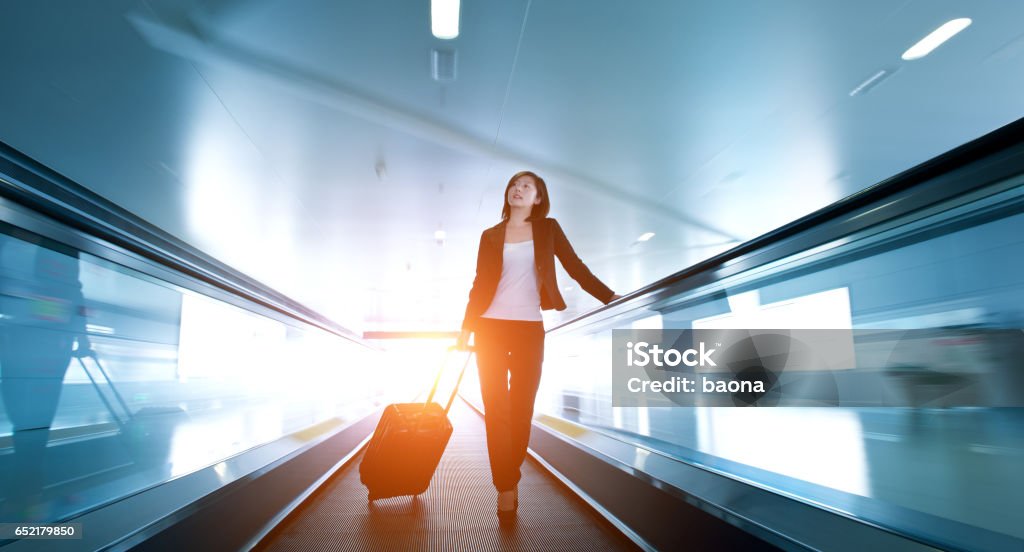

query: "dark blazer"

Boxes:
[461, 217, 616, 331]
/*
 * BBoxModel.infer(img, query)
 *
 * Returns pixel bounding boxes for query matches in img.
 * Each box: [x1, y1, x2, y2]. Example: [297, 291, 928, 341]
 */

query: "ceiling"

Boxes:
[2, 0, 1023, 334]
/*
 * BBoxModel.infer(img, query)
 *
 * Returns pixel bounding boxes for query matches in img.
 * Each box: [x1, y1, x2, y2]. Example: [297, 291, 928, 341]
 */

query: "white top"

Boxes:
[480, 240, 543, 321]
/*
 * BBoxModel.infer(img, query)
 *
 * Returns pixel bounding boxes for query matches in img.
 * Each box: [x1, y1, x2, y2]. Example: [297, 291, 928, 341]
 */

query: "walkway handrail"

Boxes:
[0, 141, 368, 346]
[552, 116, 1024, 333]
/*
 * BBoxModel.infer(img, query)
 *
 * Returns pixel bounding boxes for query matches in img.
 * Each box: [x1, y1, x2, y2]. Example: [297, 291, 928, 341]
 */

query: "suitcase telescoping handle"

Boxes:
[425, 345, 474, 415]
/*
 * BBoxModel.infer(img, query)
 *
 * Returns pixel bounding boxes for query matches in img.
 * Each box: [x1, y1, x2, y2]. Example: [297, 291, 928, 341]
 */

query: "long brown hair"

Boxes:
[500, 171, 550, 221]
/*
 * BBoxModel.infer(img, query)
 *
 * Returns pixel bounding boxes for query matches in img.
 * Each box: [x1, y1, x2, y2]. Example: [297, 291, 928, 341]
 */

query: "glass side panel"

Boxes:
[523, 178, 1024, 549]
[0, 225, 416, 525]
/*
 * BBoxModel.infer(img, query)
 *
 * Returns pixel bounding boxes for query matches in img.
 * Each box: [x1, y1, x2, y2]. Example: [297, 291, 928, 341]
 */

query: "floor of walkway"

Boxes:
[259, 398, 640, 551]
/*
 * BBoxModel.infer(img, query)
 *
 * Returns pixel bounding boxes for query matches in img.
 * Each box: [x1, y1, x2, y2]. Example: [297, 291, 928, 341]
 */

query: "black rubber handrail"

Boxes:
[554, 115, 1024, 331]
[0, 141, 366, 346]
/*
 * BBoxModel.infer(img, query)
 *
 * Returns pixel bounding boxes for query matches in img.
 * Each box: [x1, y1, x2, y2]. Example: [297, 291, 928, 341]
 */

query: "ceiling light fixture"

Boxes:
[431, 0, 460, 40]
[901, 18, 972, 60]
[637, 232, 655, 242]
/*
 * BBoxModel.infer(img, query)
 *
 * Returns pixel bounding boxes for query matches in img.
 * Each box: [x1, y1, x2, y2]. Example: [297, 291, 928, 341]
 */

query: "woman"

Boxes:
[456, 171, 621, 517]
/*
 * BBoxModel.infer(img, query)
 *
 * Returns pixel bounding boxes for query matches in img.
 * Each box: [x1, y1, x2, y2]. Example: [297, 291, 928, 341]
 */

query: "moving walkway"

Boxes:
[2, 118, 1024, 550]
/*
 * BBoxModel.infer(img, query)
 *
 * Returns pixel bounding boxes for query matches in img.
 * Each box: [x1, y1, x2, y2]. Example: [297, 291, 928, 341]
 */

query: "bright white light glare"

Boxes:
[434, 229, 446, 240]
[86, 323, 115, 335]
[431, 0, 460, 39]
[848, 70, 888, 97]
[637, 232, 655, 242]
[901, 18, 971, 60]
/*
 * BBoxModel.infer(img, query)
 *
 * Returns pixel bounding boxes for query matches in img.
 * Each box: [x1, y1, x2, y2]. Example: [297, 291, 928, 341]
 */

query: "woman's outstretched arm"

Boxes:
[550, 219, 619, 304]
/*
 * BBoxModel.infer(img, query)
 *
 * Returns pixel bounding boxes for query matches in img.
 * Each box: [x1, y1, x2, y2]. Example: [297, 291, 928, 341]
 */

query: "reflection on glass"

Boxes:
[0, 225, 397, 525]
[694, 287, 853, 330]
[1, 230, 89, 522]
[537, 179, 1024, 546]
[695, 408, 869, 497]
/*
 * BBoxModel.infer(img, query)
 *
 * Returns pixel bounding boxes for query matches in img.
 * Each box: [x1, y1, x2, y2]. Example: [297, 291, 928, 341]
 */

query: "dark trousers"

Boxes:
[474, 317, 545, 492]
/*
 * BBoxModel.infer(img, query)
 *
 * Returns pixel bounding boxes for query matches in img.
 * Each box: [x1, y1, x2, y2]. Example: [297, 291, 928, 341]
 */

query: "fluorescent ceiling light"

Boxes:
[637, 232, 655, 242]
[901, 18, 971, 60]
[434, 229, 446, 240]
[431, 0, 460, 39]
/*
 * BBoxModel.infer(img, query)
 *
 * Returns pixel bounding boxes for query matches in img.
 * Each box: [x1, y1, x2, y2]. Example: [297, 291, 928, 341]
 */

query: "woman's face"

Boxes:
[507, 175, 541, 209]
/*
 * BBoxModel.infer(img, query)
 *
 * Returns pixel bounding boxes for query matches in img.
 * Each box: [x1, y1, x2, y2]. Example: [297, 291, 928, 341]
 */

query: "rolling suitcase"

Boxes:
[359, 346, 473, 501]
